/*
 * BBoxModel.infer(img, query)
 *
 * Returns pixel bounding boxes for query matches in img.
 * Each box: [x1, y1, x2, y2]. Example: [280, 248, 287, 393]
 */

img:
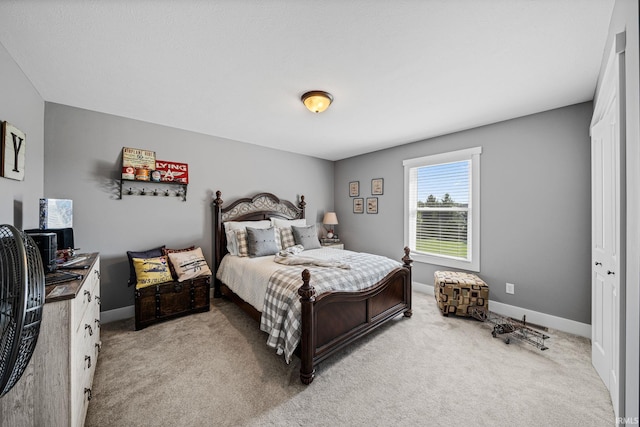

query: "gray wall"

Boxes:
[0, 42, 44, 228]
[335, 102, 592, 324]
[43, 103, 334, 311]
[600, 0, 639, 419]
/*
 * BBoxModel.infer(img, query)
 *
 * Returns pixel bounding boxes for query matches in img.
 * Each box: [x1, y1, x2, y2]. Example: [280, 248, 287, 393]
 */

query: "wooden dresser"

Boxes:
[0, 253, 101, 427]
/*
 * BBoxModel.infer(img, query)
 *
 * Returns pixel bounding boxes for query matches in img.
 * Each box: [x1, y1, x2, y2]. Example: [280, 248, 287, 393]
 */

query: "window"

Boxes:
[403, 147, 481, 271]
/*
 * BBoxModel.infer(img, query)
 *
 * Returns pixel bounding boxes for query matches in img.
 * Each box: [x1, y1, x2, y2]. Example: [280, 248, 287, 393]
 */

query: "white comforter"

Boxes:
[216, 247, 355, 310]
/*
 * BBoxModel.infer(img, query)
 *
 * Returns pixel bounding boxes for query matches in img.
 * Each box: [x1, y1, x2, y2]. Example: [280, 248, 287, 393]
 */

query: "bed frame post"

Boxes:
[298, 269, 316, 384]
[298, 195, 306, 219]
[212, 191, 224, 298]
[402, 247, 413, 317]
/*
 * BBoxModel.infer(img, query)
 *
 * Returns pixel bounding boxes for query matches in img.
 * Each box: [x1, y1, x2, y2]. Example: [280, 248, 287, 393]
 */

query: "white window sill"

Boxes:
[411, 251, 479, 272]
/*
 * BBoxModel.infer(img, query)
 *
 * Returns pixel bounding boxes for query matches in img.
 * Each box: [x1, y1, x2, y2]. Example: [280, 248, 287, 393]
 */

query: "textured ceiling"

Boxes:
[0, 1, 614, 160]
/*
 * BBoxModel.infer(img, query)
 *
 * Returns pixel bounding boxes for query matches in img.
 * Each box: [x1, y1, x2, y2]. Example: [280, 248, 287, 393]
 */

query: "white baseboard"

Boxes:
[102, 284, 590, 338]
[413, 281, 591, 338]
[101, 305, 134, 324]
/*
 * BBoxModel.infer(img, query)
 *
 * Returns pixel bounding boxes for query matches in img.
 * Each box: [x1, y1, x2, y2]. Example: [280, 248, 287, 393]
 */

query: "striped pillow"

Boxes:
[280, 227, 296, 250]
[235, 229, 249, 257]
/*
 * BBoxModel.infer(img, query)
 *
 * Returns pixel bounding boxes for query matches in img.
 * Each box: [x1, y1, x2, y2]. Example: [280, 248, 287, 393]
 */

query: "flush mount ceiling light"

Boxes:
[301, 91, 333, 113]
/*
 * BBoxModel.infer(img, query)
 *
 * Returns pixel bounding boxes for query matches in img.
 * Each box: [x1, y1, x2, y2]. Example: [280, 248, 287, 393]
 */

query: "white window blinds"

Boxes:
[404, 147, 481, 271]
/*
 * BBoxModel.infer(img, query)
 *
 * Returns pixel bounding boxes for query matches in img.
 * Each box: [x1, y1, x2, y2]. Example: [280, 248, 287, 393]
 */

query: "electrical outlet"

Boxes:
[506, 282, 515, 295]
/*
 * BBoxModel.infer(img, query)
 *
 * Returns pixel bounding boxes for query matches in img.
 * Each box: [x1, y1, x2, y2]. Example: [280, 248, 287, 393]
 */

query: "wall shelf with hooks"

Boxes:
[118, 179, 188, 201]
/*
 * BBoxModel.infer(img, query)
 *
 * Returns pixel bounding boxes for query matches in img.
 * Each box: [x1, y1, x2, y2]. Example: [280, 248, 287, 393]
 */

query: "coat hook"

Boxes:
[165, 189, 170, 196]
[153, 189, 158, 196]
[140, 188, 146, 195]
[127, 188, 133, 195]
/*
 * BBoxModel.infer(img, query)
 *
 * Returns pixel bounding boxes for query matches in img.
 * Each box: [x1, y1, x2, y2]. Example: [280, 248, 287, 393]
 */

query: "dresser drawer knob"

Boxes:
[84, 290, 92, 302]
[85, 355, 91, 368]
[84, 388, 92, 401]
[85, 324, 93, 336]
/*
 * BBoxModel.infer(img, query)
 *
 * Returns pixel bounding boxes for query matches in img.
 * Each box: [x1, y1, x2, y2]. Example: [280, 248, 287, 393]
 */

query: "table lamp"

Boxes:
[322, 212, 338, 239]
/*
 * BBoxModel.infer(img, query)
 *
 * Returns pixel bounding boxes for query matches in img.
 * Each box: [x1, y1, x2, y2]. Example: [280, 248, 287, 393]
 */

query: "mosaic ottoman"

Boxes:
[434, 271, 489, 317]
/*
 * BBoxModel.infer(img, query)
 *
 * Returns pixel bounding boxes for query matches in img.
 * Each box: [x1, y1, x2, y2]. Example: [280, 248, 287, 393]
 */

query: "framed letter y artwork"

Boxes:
[1, 122, 26, 181]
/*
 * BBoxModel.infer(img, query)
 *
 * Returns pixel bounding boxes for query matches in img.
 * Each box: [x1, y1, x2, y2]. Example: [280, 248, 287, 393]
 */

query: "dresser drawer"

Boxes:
[72, 262, 101, 427]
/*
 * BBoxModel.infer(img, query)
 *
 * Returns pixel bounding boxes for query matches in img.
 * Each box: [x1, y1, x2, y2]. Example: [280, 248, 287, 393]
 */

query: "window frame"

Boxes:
[403, 146, 481, 271]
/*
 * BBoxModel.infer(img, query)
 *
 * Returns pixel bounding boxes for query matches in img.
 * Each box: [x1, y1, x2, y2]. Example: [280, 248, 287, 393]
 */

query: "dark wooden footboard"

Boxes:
[212, 191, 413, 385]
[298, 248, 413, 384]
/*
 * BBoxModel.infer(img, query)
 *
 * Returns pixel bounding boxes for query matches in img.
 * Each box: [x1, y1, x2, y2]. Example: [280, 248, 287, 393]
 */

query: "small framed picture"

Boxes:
[353, 198, 364, 214]
[371, 178, 384, 195]
[366, 197, 378, 214]
[349, 181, 360, 197]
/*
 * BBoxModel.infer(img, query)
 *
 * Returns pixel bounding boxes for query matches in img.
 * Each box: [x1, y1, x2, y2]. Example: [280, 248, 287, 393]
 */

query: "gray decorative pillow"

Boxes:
[291, 224, 322, 250]
[246, 227, 279, 257]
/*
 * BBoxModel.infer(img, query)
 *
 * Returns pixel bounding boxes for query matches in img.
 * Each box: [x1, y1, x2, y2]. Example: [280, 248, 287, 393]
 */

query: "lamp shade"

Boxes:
[322, 212, 338, 225]
[301, 91, 333, 113]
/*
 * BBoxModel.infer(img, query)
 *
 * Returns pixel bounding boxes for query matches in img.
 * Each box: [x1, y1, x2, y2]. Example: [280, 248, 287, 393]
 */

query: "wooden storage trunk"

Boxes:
[135, 276, 211, 330]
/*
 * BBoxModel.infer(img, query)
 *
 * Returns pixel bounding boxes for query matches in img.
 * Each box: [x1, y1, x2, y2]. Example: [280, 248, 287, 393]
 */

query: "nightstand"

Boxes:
[321, 242, 344, 250]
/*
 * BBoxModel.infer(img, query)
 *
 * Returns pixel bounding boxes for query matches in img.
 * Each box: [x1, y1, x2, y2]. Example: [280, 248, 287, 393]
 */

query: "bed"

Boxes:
[212, 191, 413, 384]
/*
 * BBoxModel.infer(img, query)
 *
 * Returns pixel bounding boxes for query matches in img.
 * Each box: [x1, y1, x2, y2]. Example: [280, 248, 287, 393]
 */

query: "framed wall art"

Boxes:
[371, 178, 384, 195]
[1, 121, 26, 181]
[366, 197, 378, 214]
[349, 181, 360, 197]
[353, 198, 364, 214]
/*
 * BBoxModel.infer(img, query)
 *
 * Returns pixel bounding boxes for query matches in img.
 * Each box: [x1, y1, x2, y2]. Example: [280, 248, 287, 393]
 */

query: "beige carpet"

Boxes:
[86, 293, 614, 427]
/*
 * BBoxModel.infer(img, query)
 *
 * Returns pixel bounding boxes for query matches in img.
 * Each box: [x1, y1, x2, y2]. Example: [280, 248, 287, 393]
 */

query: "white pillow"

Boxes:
[270, 218, 306, 229]
[224, 220, 271, 231]
[225, 229, 238, 255]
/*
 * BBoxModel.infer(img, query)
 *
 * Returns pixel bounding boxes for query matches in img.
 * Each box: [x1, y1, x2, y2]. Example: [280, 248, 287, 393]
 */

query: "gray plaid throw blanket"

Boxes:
[260, 251, 402, 363]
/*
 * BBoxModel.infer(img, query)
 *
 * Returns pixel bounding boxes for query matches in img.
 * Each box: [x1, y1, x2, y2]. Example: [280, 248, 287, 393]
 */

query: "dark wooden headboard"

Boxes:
[211, 191, 305, 297]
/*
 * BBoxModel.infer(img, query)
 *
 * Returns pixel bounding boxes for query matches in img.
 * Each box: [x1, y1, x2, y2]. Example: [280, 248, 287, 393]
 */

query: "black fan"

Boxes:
[0, 224, 45, 397]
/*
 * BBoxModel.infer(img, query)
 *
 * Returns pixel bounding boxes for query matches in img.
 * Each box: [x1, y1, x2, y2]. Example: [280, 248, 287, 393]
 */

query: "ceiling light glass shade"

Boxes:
[301, 91, 333, 113]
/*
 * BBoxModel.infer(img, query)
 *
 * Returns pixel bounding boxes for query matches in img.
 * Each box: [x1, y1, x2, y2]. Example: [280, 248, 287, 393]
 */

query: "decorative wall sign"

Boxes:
[122, 147, 156, 180]
[1, 122, 26, 181]
[349, 181, 359, 197]
[353, 198, 364, 214]
[366, 197, 378, 214]
[155, 160, 189, 183]
[371, 178, 384, 195]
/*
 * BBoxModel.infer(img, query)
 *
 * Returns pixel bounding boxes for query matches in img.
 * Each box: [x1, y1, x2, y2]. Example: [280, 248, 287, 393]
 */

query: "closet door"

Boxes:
[590, 33, 624, 418]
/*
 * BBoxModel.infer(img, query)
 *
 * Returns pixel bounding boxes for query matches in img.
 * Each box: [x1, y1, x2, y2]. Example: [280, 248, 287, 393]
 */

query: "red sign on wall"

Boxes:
[155, 160, 189, 184]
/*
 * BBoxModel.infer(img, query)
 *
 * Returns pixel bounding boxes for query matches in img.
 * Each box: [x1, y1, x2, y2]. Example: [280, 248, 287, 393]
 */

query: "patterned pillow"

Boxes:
[280, 227, 296, 250]
[126, 245, 165, 286]
[235, 229, 249, 257]
[274, 227, 282, 250]
[132, 256, 173, 289]
[167, 247, 212, 282]
[163, 246, 195, 279]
